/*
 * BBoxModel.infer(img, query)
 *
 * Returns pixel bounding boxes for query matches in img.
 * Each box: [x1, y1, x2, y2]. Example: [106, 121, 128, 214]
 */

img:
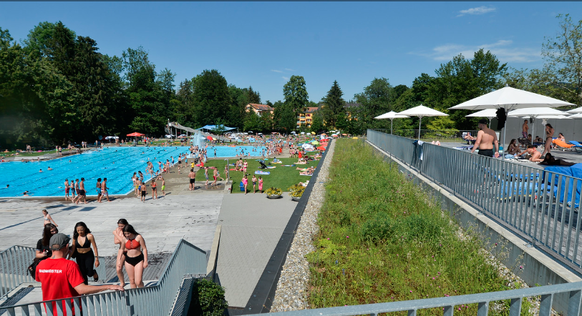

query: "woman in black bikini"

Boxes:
[122, 224, 148, 288]
[69, 222, 99, 284]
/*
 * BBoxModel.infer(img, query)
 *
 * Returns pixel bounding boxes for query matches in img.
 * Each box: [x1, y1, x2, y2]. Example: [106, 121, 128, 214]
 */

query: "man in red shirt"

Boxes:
[36, 233, 124, 314]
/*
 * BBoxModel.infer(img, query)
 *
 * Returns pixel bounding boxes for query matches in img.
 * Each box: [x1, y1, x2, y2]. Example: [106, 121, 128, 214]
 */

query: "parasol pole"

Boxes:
[418, 116, 422, 140]
[391, 118, 394, 135]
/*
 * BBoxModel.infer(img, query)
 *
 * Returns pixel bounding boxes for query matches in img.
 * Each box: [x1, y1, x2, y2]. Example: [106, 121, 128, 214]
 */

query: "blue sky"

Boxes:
[2, 2, 582, 104]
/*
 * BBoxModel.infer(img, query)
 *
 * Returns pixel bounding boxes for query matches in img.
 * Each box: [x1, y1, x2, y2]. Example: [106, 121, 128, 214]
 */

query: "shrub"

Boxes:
[265, 187, 282, 196]
[288, 184, 306, 197]
[190, 278, 228, 316]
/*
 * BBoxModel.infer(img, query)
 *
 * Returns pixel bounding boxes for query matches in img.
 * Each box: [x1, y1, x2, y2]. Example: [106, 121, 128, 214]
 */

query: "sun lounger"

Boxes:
[568, 141, 582, 152]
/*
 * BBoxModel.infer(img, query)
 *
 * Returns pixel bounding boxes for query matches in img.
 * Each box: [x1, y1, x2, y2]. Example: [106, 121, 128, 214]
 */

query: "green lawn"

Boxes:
[196, 157, 319, 193]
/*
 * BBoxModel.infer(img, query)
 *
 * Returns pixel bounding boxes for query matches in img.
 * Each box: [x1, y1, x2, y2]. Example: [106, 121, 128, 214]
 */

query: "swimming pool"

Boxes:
[0, 145, 265, 197]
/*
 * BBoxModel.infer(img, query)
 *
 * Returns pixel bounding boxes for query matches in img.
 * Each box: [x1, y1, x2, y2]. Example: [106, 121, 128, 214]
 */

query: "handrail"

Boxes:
[0, 246, 36, 298]
[367, 129, 582, 272]
[0, 246, 108, 300]
[248, 280, 582, 316]
[0, 239, 207, 316]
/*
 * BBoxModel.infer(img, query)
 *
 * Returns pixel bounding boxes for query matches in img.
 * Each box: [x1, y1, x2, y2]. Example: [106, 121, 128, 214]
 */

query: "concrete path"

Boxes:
[215, 192, 297, 308]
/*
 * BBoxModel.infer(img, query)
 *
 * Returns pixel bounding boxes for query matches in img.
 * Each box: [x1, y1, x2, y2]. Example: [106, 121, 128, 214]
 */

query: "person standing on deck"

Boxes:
[471, 118, 499, 158]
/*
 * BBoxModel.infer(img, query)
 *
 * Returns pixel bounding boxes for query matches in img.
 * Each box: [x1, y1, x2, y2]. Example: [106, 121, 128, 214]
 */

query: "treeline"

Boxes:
[1, 15, 580, 148]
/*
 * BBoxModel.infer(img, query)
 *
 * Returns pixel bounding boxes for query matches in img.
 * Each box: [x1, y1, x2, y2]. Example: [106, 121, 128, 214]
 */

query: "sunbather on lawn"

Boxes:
[297, 166, 314, 173]
[518, 145, 543, 162]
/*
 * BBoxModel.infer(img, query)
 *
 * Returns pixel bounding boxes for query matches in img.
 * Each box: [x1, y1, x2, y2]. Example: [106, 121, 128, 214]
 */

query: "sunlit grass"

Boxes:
[307, 139, 526, 315]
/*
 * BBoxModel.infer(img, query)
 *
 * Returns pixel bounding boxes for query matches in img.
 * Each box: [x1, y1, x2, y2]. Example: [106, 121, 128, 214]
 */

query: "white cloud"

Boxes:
[457, 6, 496, 17]
[415, 40, 540, 63]
[284, 68, 295, 72]
[271, 69, 282, 73]
[282, 76, 289, 81]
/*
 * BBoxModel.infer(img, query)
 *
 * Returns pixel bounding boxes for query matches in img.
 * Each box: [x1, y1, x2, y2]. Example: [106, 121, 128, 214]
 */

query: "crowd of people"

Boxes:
[469, 118, 577, 165]
[33, 209, 152, 311]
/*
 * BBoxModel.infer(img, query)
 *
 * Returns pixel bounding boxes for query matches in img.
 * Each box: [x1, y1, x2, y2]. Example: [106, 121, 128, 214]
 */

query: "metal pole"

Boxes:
[418, 117, 422, 140]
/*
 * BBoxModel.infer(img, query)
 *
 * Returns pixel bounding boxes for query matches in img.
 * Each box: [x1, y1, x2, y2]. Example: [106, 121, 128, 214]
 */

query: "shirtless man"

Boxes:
[188, 168, 196, 191]
[101, 178, 111, 202]
[77, 178, 87, 204]
[471, 119, 499, 158]
[522, 120, 529, 138]
[518, 145, 543, 162]
[212, 168, 218, 186]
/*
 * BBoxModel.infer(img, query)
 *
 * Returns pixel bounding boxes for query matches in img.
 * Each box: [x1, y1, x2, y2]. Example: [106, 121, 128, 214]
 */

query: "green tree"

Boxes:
[123, 46, 166, 135]
[321, 80, 346, 129]
[247, 86, 261, 104]
[176, 79, 196, 127]
[353, 77, 392, 129]
[428, 49, 506, 130]
[310, 109, 325, 133]
[283, 75, 308, 116]
[192, 69, 231, 127]
[541, 14, 582, 106]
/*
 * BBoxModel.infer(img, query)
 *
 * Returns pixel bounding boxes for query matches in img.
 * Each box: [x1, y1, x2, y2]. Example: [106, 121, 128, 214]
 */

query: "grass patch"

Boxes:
[307, 139, 522, 315]
[195, 157, 319, 193]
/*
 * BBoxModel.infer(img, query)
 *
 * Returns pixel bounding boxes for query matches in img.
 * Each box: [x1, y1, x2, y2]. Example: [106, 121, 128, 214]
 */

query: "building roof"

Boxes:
[305, 107, 319, 113]
[247, 103, 274, 111]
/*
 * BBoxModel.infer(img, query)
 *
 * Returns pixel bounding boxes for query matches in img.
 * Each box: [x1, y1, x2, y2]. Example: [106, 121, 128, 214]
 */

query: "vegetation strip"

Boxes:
[305, 139, 533, 314]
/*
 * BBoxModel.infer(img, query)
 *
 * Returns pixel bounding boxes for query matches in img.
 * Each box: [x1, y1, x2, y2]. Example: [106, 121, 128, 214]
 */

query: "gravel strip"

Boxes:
[270, 139, 336, 312]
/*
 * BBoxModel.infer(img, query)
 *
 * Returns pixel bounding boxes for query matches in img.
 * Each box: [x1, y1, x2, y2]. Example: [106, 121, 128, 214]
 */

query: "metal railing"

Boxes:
[367, 129, 582, 272]
[0, 239, 207, 316]
[1, 246, 108, 300]
[249, 280, 582, 316]
[0, 246, 36, 298]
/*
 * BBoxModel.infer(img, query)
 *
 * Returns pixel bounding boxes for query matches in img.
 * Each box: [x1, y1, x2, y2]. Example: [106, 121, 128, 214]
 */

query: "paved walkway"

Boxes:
[215, 192, 297, 308]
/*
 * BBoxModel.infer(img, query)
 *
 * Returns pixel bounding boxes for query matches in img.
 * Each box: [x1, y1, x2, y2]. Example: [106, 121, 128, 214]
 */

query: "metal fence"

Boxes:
[0, 239, 207, 316]
[367, 129, 582, 272]
[0, 246, 36, 299]
[1, 246, 108, 301]
[249, 280, 582, 316]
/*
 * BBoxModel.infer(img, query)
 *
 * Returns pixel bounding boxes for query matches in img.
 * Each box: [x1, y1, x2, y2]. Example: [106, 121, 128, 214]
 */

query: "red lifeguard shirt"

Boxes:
[36, 258, 85, 313]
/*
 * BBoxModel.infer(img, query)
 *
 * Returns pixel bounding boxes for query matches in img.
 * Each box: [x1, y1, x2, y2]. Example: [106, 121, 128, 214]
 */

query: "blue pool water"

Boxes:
[0, 145, 265, 197]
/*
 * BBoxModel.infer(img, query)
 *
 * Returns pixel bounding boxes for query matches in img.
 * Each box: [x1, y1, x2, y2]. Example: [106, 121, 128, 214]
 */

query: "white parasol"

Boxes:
[399, 105, 448, 140]
[466, 109, 498, 128]
[450, 86, 574, 158]
[374, 111, 409, 134]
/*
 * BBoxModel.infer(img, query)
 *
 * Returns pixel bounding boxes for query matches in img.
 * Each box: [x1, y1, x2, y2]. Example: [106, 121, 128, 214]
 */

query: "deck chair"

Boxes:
[569, 141, 582, 152]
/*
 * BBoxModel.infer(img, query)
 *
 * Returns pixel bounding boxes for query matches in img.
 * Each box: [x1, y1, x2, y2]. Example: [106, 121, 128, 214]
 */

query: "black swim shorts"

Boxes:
[478, 149, 494, 157]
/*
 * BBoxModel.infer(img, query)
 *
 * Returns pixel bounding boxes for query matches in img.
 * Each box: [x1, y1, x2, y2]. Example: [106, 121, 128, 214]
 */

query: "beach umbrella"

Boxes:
[508, 107, 567, 142]
[398, 105, 448, 140]
[450, 86, 574, 157]
[126, 132, 144, 137]
[312, 140, 319, 145]
[567, 107, 582, 114]
[206, 136, 213, 141]
[374, 111, 410, 134]
[466, 109, 498, 128]
[317, 146, 326, 151]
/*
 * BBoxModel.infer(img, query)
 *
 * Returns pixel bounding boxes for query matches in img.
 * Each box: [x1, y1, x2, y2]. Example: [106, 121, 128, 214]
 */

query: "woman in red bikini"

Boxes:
[122, 224, 148, 288]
